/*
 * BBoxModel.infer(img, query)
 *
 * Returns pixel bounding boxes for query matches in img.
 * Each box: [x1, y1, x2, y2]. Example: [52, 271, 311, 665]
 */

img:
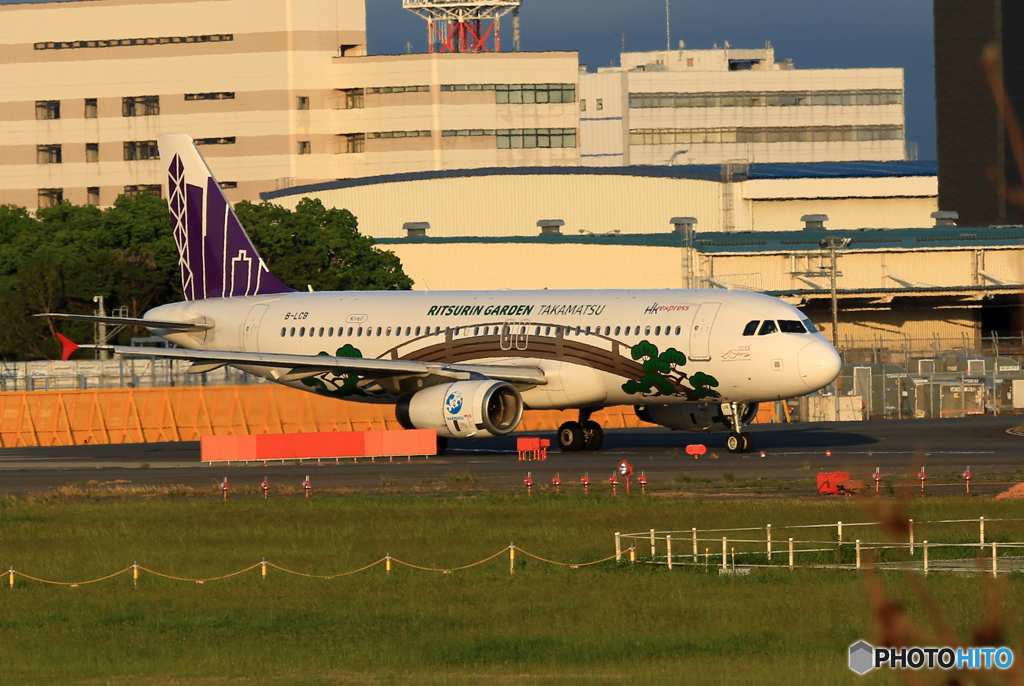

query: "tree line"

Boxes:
[0, 195, 413, 361]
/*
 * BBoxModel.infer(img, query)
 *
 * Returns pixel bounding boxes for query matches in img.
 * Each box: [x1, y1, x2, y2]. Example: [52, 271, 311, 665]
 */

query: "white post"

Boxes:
[722, 537, 727, 571]
[767, 524, 772, 560]
[856, 540, 861, 570]
[788, 538, 794, 570]
[838, 520, 843, 542]
[650, 529, 656, 558]
[909, 518, 914, 555]
[615, 532, 621, 562]
[923, 541, 929, 576]
[992, 542, 997, 579]
[666, 535, 673, 570]
[692, 527, 698, 562]
[980, 516, 985, 549]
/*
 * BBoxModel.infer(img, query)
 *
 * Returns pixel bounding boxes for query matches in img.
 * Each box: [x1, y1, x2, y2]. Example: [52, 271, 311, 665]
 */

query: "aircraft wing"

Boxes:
[37, 313, 213, 332]
[62, 338, 546, 386]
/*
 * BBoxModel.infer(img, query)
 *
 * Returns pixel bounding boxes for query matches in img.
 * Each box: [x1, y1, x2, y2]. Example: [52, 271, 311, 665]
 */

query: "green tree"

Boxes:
[0, 195, 412, 361]
[236, 198, 414, 292]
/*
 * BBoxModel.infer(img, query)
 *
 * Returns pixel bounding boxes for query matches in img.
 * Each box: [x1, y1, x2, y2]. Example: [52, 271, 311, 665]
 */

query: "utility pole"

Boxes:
[818, 237, 851, 350]
[93, 295, 108, 361]
[666, 0, 670, 51]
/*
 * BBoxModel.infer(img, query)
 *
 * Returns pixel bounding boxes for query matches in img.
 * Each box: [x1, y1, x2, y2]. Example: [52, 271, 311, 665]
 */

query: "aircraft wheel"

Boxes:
[726, 432, 744, 454]
[741, 433, 754, 453]
[582, 421, 604, 451]
[558, 421, 586, 452]
[436, 436, 448, 457]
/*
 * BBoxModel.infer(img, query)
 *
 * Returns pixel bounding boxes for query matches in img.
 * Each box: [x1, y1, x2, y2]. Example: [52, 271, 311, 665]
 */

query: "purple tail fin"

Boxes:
[160, 133, 293, 300]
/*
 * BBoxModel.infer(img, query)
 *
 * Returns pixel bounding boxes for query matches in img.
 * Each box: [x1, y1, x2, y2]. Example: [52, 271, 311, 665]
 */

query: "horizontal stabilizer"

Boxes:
[36, 313, 213, 332]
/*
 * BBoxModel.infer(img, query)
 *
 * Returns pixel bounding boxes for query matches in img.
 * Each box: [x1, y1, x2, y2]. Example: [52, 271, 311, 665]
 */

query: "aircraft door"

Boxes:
[515, 320, 530, 350]
[689, 302, 721, 361]
[243, 304, 269, 353]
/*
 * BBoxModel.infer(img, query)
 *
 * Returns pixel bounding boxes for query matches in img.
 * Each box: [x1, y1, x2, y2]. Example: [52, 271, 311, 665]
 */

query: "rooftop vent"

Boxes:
[800, 214, 828, 230]
[537, 219, 565, 235]
[930, 210, 958, 227]
[670, 216, 698, 233]
[403, 221, 429, 237]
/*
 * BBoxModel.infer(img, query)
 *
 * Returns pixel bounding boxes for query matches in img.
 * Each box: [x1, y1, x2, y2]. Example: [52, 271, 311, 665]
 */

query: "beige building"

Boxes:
[1, 0, 914, 210]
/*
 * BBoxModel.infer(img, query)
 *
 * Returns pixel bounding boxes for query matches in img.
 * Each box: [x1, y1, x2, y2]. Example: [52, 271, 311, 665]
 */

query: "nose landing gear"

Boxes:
[726, 402, 754, 454]
[557, 408, 604, 452]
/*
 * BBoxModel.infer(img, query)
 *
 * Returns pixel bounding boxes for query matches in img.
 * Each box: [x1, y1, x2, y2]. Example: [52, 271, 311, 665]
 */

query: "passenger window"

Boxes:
[280, 327, 286, 337]
[454, 327, 460, 336]
[415, 326, 421, 336]
[366, 328, 372, 337]
[545, 326, 551, 335]
[655, 326, 661, 335]
[802, 319, 818, 333]
[614, 326, 621, 336]
[674, 326, 681, 335]
[535, 326, 541, 335]
[289, 327, 295, 337]
[319, 327, 324, 337]
[779, 320, 807, 334]
[758, 320, 778, 335]
[585, 326, 591, 335]
[474, 327, 479, 336]
[357, 327, 363, 336]
[576, 326, 581, 336]
[299, 327, 305, 336]
[743, 320, 759, 336]
[644, 326, 651, 336]
[376, 327, 382, 336]
[386, 327, 392, 336]
[347, 327, 353, 336]
[328, 327, 334, 337]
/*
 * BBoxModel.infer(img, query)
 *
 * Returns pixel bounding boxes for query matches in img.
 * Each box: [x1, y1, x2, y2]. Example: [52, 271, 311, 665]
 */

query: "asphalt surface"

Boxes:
[1, 417, 1023, 496]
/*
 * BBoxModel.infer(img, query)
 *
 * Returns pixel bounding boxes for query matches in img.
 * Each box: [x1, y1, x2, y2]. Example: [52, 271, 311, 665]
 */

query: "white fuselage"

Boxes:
[148, 288, 841, 409]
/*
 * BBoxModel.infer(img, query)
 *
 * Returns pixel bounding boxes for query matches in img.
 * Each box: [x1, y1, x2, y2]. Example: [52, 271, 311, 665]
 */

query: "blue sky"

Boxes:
[5, 0, 937, 159]
[368, 0, 936, 160]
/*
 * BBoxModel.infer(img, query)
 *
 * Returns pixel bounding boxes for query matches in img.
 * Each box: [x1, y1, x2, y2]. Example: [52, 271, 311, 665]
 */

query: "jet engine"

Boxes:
[396, 380, 524, 439]
[634, 402, 759, 432]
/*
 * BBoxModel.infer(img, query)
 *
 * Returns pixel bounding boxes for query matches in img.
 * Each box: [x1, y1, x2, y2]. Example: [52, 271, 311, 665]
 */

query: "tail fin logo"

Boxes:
[167, 151, 291, 300]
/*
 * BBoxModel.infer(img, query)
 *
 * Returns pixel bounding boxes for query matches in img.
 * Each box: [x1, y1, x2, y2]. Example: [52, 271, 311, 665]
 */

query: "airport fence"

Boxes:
[0, 357, 261, 393]
[618, 516, 1024, 577]
[9, 516, 1024, 590]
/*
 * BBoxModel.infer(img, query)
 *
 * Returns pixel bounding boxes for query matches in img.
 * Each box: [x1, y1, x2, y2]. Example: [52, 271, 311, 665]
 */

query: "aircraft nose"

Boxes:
[798, 339, 842, 391]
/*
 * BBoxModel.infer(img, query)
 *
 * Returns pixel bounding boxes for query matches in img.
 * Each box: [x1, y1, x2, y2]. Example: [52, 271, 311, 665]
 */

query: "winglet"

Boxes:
[55, 333, 80, 361]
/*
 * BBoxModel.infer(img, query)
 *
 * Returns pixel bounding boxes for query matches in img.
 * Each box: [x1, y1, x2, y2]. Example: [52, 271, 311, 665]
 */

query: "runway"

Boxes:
[0, 417, 1021, 496]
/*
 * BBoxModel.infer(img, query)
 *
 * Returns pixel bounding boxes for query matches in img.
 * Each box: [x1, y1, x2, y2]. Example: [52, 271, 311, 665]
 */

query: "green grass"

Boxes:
[1, 494, 1023, 684]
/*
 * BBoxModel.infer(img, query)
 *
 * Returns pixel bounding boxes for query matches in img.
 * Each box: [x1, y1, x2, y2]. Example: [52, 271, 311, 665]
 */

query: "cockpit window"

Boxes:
[758, 320, 778, 335]
[802, 319, 818, 333]
[742, 320, 759, 336]
[779, 320, 807, 334]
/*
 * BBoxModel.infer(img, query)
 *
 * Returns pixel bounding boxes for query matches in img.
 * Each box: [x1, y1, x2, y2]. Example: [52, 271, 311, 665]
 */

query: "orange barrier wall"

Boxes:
[0, 385, 654, 447]
[201, 429, 437, 462]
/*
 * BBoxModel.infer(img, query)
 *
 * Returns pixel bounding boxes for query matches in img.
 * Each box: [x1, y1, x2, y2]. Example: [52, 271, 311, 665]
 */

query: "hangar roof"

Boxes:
[261, 160, 937, 200]
[374, 224, 1024, 253]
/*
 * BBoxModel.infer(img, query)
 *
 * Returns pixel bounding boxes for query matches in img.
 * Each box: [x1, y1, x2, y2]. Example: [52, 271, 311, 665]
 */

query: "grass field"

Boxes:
[1, 492, 1023, 685]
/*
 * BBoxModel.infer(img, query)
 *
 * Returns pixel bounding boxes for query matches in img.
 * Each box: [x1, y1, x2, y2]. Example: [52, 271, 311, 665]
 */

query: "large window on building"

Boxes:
[124, 184, 161, 197]
[496, 128, 576, 149]
[87, 187, 100, 206]
[195, 137, 235, 146]
[441, 83, 577, 104]
[122, 96, 160, 117]
[37, 144, 62, 164]
[341, 133, 365, 153]
[34, 34, 233, 51]
[185, 92, 234, 101]
[366, 85, 429, 94]
[367, 130, 431, 139]
[123, 140, 159, 160]
[340, 88, 364, 109]
[628, 89, 903, 109]
[86, 143, 99, 162]
[35, 101, 60, 120]
[628, 125, 904, 145]
[38, 188, 63, 208]
[84, 98, 97, 118]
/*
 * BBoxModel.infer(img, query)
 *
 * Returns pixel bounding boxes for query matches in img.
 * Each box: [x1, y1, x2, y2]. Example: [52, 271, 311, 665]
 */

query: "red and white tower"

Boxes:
[403, 0, 522, 53]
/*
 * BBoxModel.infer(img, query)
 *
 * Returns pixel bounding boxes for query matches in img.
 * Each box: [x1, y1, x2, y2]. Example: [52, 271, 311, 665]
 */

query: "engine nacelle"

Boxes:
[635, 402, 759, 432]
[396, 380, 524, 439]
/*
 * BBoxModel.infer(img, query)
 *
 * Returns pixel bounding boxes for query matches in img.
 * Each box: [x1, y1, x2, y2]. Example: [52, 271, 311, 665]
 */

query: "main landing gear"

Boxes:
[558, 408, 604, 452]
[726, 402, 754, 454]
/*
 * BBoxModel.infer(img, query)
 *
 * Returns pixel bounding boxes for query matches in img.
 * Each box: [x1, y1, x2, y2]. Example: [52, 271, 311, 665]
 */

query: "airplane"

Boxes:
[42, 133, 841, 455]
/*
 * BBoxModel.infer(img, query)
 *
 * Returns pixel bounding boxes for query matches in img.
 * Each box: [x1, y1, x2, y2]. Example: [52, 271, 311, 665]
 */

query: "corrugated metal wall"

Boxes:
[274, 174, 724, 237]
